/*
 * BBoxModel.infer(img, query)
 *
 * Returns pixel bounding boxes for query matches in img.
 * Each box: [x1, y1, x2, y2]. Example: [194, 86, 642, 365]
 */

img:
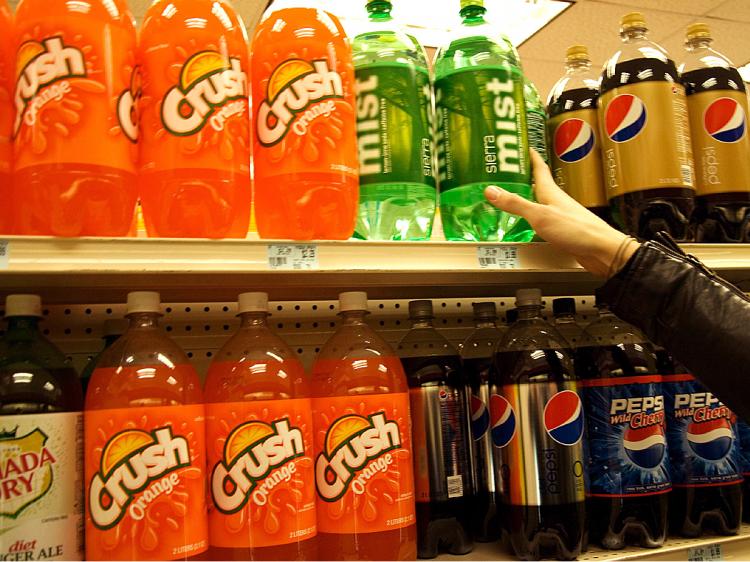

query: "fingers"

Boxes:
[484, 186, 540, 220]
[529, 149, 577, 208]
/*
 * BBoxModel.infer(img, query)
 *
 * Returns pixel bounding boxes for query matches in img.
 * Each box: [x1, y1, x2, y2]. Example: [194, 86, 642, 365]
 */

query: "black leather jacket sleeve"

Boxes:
[598, 238, 750, 422]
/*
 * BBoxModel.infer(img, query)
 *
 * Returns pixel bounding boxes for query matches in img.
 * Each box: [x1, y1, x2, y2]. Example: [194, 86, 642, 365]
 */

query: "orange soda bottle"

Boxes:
[251, 1, 359, 240]
[0, 0, 13, 234]
[11, 0, 138, 236]
[205, 292, 317, 560]
[84, 292, 208, 560]
[311, 292, 417, 560]
[139, 0, 251, 239]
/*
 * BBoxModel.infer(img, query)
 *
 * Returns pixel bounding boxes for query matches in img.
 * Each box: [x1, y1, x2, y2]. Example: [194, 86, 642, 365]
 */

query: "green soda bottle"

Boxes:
[524, 78, 549, 164]
[435, 0, 533, 241]
[352, 0, 436, 240]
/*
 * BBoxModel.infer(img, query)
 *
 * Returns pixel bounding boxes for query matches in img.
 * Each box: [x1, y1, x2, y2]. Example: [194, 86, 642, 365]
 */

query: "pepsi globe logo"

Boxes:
[544, 390, 584, 446]
[687, 417, 734, 461]
[704, 97, 746, 143]
[489, 394, 516, 448]
[623, 424, 666, 469]
[605, 94, 647, 143]
[554, 118, 595, 162]
[470, 395, 490, 440]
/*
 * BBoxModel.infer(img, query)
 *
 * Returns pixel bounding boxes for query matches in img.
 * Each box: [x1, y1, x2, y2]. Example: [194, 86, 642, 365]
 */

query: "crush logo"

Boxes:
[161, 50, 247, 136]
[257, 59, 344, 146]
[117, 66, 141, 143]
[484, 76, 521, 174]
[13, 36, 86, 135]
[211, 418, 304, 513]
[315, 412, 401, 502]
[554, 118, 595, 162]
[0, 427, 57, 517]
[704, 97, 746, 143]
[605, 94, 647, 143]
[88, 426, 191, 529]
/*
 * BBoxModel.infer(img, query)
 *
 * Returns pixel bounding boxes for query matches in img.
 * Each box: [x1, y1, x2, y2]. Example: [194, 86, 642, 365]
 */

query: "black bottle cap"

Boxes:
[408, 299, 434, 320]
[505, 308, 518, 324]
[472, 301, 497, 321]
[553, 298, 576, 316]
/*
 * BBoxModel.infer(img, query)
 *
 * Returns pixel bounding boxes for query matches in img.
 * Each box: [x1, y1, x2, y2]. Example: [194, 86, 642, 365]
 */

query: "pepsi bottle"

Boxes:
[737, 418, 750, 522]
[398, 300, 473, 558]
[599, 13, 695, 241]
[460, 302, 506, 542]
[547, 45, 611, 223]
[492, 289, 586, 561]
[680, 23, 750, 242]
[552, 298, 587, 353]
[660, 351, 743, 536]
[577, 302, 670, 549]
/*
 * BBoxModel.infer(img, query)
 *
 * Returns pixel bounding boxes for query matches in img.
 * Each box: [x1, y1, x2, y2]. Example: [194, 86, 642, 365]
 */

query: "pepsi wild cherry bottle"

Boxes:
[680, 23, 750, 242]
[599, 12, 695, 241]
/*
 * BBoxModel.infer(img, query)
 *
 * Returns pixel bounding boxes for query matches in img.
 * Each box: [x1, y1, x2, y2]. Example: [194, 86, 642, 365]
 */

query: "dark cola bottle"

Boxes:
[492, 289, 586, 560]
[599, 12, 695, 241]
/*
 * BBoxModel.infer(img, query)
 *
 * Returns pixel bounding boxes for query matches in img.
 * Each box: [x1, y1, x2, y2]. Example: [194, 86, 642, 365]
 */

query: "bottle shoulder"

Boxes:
[397, 326, 459, 358]
[352, 25, 430, 71]
[434, 24, 516, 79]
[602, 40, 679, 91]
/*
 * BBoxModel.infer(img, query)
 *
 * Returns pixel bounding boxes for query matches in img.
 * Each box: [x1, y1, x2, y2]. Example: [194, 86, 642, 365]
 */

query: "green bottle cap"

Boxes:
[460, 0, 484, 9]
[366, 0, 392, 8]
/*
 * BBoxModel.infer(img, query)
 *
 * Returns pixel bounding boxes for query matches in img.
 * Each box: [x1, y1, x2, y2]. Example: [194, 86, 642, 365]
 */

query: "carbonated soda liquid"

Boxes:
[434, 0, 533, 242]
[84, 292, 209, 560]
[352, 0, 436, 240]
[680, 23, 750, 242]
[12, 0, 138, 236]
[0, 0, 12, 234]
[599, 13, 695, 241]
[79, 319, 127, 395]
[525, 78, 548, 163]
[493, 289, 586, 560]
[252, 1, 359, 240]
[204, 293, 317, 560]
[547, 45, 611, 222]
[139, 0, 251, 239]
[0, 295, 84, 559]
[398, 300, 473, 558]
[460, 302, 506, 542]
[577, 303, 670, 549]
[311, 292, 416, 560]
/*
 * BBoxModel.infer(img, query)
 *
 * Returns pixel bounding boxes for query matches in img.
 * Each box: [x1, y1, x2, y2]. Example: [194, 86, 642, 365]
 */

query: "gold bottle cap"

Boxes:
[686, 22, 711, 41]
[621, 12, 647, 32]
[566, 44, 590, 62]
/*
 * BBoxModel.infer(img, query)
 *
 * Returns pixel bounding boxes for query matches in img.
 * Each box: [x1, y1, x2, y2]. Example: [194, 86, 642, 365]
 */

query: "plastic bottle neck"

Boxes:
[474, 319, 497, 329]
[239, 311, 269, 328]
[621, 27, 648, 42]
[566, 58, 591, 72]
[367, 0, 393, 22]
[517, 305, 542, 320]
[126, 312, 161, 329]
[686, 37, 712, 52]
[460, 5, 486, 25]
[5, 316, 41, 334]
[340, 310, 368, 325]
[554, 314, 576, 324]
[410, 317, 434, 329]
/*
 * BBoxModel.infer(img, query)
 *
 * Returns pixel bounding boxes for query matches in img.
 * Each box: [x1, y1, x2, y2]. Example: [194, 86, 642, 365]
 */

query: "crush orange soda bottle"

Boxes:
[251, 1, 359, 240]
[205, 292, 317, 560]
[11, 0, 138, 236]
[84, 292, 208, 560]
[0, 0, 13, 234]
[139, 0, 251, 239]
[311, 292, 417, 560]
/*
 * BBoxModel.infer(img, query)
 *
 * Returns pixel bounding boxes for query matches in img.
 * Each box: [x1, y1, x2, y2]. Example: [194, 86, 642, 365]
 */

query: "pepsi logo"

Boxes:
[704, 97, 746, 143]
[554, 118, 595, 163]
[439, 388, 448, 400]
[490, 394, 516, 448]
[623, 424, 666, 469]
[544, 390, 584, 446]
[687, 418, 734, 461]
[605, 94, 647, 143]
[470, 395, 490, 440]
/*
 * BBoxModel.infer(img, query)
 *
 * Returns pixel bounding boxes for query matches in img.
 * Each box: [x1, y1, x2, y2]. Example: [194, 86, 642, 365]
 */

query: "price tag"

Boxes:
[477, 246, 519, 269]
[0, 240, 8, 270]
[688, 543, 723, 561]
[267, 244, 318, 270]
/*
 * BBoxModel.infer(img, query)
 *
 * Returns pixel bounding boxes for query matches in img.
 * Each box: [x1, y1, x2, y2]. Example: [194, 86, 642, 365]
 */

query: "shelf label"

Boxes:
[688, 543, 722, 561]
[267, 244, 318, 270]
[0, 240, 8, 270]
[477, 246, 519, 269]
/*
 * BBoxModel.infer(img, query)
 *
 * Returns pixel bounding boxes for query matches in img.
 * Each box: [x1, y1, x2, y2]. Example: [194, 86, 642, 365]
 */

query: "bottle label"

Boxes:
[0, 411, 83, 560]
[736, 419, 750, 476]
[465, 359, 496, 496]
[526, 108, 549, 163]
[435, 66, 531, 201]
[13, 28, 137, 172]
[206, 398, 316, 548]
[547, 109, 608, 208]
[492, 384, 585, 506]
[663, 374, 742, 486]
[686, 90, 750, 196]
[312, 392, 415, 534]
[580, 376, 672, 497]
[85, 404, 208, 560]
[599, 81, 695, 198]
[355, 63, 435, 192]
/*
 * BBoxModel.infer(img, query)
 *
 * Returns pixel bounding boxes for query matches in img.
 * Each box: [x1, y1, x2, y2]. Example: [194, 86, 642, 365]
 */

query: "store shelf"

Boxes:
[2, 236, 750, 303]
[438, 524, 750, 561]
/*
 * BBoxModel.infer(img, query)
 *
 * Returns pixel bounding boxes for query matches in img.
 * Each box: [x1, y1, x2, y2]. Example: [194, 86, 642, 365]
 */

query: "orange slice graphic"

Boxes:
[267, 59, 314, 101]
[180, 50, 228, 91]
[326, 415, 370, 456]
[225, 421, 275, 465]
[101, 429, 154, 475]
[16, 40, 45, 77]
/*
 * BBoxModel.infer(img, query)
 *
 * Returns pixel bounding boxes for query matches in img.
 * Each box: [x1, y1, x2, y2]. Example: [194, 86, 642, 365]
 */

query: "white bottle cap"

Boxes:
[5, 294, 43, 318]
[515, 288, 542, 307]
[126, 291, 162, 315]
[339, 291, 368, 313]
[238, 292, 269, 314]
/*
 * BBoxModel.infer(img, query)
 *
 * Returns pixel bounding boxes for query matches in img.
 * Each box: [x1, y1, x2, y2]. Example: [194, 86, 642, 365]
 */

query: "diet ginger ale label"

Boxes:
[355, 64, 435, 192]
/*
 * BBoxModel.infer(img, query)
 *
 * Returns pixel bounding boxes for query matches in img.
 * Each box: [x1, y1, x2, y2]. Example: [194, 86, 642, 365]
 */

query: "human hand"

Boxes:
[484, 150, 639, 278]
